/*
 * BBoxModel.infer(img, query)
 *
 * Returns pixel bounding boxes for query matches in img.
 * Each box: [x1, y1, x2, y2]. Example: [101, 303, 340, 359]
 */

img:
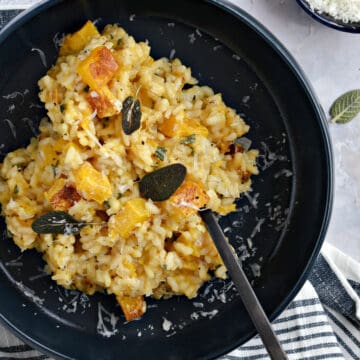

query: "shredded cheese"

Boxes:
[306, 0, 360, 23]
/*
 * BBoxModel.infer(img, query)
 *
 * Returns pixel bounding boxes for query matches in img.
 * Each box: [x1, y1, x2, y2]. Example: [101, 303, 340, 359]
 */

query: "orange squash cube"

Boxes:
[60, 21, 100, 56]
[169, 180, 209, 215]
[77, 46, 119, 91]
[86, 87, 120, 118]
[117, 296, 146, 321]
[109, 198, 151, 239]
[159, 116, 208, 138]
[73, 162, 112, 204]
[45, 178, 81, 211]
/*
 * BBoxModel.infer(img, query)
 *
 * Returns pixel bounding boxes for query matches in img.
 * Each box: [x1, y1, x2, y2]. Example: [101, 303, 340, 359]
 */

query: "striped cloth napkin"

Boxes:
[1, 6, 360, 360]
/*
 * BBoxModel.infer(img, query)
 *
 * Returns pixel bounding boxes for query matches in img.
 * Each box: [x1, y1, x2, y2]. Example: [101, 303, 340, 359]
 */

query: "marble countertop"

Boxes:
[1, 0, 359, 261]
[233, 0, 360, 261]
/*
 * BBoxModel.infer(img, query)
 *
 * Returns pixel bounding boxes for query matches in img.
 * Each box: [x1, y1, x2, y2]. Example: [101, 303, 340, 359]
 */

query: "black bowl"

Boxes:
[0, 0, 333, 359]
[297, 0, 360, 33]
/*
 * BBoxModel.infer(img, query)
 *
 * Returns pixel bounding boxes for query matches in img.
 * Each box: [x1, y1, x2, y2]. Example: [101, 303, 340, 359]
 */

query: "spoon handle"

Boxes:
[200, 210, 288, 360]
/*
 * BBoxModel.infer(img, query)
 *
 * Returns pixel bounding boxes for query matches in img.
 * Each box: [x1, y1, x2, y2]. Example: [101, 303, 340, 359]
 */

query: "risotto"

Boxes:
[0, 22, 258, 320]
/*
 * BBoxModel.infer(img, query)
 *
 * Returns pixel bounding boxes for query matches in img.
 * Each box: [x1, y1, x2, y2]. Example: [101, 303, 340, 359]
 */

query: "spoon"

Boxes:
[200, 209, 288, 360]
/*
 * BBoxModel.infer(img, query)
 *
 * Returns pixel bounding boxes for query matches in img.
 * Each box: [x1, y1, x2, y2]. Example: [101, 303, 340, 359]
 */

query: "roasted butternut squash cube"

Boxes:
[73, 162, 112, 204]
[77, 46, 119, 91]
[60, 21, 100, 56]
[45, 178, 81, 211]
[159, 116, 208, 138]
[109, 198, 151, 238]
[86, 87, 120, 118]
[169, 180, 209, 215]
[77, 46, 120, 118]
[117, 296, 146, 321]
[45, 178, 66, 202]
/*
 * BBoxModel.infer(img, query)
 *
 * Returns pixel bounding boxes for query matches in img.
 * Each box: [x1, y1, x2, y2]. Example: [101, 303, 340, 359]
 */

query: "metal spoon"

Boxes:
[200, 209, 288, 360]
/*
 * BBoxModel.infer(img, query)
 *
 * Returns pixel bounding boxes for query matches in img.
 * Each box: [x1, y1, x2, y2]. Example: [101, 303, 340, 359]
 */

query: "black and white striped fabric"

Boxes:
[0, 6, 360, 360]
[223, 243, 360, 360]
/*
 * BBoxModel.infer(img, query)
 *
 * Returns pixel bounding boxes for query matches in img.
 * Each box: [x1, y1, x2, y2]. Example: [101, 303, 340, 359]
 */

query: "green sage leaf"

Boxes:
[330, 89, 360, 124]
[140, 163, 186, 201]
[32, 211, 86, 235]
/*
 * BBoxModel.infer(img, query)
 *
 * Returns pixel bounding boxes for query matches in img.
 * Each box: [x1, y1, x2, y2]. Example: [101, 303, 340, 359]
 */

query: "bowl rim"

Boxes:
[296, 0, 360, 33]
[0, 0, 334, 359]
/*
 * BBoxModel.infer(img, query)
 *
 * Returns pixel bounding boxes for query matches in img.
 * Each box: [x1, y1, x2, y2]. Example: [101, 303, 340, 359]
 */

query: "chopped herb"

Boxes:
[60, 103, 66, 113]
[180, 134, 196, 145]
[190, 147, 195, 156]
[13, 184, 19, 195]
[117, 193, 123, 199]
[117, 38, 122, 46]
[110, 34, 114, 39]
[103, 200, 111, 209]
[83, 85, 90, 93]
[155, 147, 167, 161]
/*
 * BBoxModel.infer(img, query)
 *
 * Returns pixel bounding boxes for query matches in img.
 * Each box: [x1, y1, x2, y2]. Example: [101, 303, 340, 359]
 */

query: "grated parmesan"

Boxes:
[306, 0, 360, 23]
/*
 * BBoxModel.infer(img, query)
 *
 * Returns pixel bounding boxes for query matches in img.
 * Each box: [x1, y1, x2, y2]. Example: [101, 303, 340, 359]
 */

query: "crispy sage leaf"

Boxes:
[32, 211, 86, 235]
[330, 89, 360, 124]
[122, 96, 142, 134]
[140, 163, 186, 201]
[234, 136, 252, 151]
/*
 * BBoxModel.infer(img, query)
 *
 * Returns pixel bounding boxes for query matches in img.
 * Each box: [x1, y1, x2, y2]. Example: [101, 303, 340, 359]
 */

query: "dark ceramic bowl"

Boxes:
[297, 0, 360, 33]
[0, 0, 333, 359]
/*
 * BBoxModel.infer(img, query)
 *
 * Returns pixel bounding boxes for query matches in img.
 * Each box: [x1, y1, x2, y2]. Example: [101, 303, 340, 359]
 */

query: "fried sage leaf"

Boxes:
[122, 96, 142, 134]
[140, 163, 187, 201]
[32, 211, 86, 235]
[330, 89, 360, 124]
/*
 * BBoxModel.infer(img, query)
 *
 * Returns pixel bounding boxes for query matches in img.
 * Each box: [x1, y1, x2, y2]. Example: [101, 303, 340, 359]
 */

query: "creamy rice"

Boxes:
[0, 22, 258, 320]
